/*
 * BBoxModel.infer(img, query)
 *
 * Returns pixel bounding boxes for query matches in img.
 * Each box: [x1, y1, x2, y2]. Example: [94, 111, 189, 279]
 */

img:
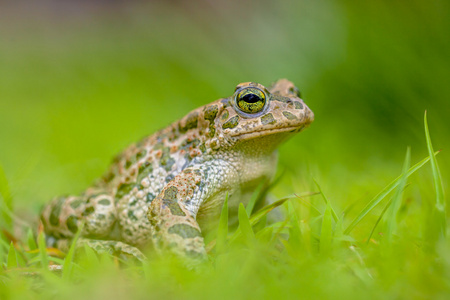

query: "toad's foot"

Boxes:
[56, 238, 147, 262]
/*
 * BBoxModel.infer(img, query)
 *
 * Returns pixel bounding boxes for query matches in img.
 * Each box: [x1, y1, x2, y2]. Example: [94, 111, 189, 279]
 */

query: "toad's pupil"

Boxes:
[242, 93, 261, 103]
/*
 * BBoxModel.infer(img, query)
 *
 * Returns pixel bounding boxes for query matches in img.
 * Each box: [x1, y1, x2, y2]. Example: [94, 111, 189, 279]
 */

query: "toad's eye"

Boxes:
[235, 88, 266, 114]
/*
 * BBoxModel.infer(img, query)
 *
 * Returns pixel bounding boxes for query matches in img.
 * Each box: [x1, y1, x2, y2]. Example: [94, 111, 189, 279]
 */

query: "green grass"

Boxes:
[1, 0, 449, 299]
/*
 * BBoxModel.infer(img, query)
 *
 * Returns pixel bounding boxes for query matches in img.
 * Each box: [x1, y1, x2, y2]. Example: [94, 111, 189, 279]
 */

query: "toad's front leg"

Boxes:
[148, 165, 231, 260]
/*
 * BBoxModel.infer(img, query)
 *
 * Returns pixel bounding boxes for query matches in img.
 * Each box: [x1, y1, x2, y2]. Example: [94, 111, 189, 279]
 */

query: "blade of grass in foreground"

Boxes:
[286, 202, 303, 253]
[26, 228, 37, 251]
[314, 179, 339, 222]
[228, 197, 291, 244]
[82, 244, 100, 268]
[238, 203, 255, 242]
[0, 164, 13, 230]
[344, 152, 438, 235]
[62, 222, 84, 280]
[7, 242, 18, 269]
[366, 198, 391, 244]
[384, 147, 410, 242]
[37, 230, 48, 269]
[0, 239, 4, 267]
[424, 111, 446, 237]
[246, 181, 264, 216]
[319, 203, 333, 254]
[216, 193, 229, 253]
[249, 197, 291, 226]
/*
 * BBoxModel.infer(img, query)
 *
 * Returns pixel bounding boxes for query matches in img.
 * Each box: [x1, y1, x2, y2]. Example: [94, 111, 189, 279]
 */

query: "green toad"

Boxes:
[41, 79, 314, 261]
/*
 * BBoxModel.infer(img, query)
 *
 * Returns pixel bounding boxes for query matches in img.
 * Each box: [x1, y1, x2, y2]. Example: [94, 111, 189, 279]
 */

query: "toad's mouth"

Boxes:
[231, 124, 309, 139]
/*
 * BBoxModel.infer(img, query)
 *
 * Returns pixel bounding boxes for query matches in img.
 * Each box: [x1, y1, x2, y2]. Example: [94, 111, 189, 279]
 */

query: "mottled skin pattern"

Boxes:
[41, 79, 314, 261]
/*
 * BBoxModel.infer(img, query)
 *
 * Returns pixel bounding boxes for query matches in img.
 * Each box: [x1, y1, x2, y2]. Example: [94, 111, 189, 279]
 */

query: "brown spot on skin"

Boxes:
[69, 198, 84, 209]
[115, 183, 135, 200]
[204, 105, 219, 137]
[125, 156, 136, 169]
[261, 113, 277, 125]
[162, 186, 186, 216]
[160, 147, 175, 171]
[98, 198, 111, 206]
[221, 109, 229, 121]
[282, 111, 298, 120]
[294, 101, 304, 110]
[189, 149, 201, 158]
[179, 112, 198, 133]
[81, 206, 95, 217]
[127, 210, 138, 221]
[168, 223, 201, 239]
[204, 105, 218, 121]
[272, 94, 291, 103]
[49, 197, 65, 226]
[137, 162, 153, 182]
[209, 140, 218, 149]
[136, 149, 147, 161]
[102, 171, 115, 183]
[66, 215, 79, 233]
[222, 115, 240, 129]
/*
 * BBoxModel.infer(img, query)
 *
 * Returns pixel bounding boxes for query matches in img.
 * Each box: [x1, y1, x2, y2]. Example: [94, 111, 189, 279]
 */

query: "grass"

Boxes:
[1, 0, 449, 299]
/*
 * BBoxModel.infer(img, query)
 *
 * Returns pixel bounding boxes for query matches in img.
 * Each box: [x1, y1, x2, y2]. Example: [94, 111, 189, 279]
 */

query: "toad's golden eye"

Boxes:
[235, 88, 266, 114]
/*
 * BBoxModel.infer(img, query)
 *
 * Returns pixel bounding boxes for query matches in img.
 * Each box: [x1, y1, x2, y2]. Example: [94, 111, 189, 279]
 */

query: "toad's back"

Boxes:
[41, 79, 314, 260]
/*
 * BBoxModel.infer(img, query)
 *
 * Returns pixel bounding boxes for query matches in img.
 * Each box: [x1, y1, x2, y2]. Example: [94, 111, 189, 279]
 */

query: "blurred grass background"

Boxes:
[0, 0, 449, 298]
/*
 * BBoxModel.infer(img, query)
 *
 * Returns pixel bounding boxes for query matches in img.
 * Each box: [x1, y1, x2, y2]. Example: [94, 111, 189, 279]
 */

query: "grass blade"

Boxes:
[238, 203, 255, 242]
[0, 239, 3, 268]
[37, 230, 48, 269]
[216, 193, 229, 253]
[424, 111, 446, 237]
[0, 164, 13, 230]
[344, 152, 438, 234]
[314, 179, 339, 222]
[26, 228, 37, 251]
[249, 197, 291, 226]
[385, 147, 411, 242]
[287, 202, 303, 253]
[319, 203, 333, 255]
[7, 242, 18, 269]
[228, 197, 291, 245]
[366, 198, 391, 244]
[62, 222, 84, 280]
[246, 181, 265, 216]
[82, 244, 100, 268]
